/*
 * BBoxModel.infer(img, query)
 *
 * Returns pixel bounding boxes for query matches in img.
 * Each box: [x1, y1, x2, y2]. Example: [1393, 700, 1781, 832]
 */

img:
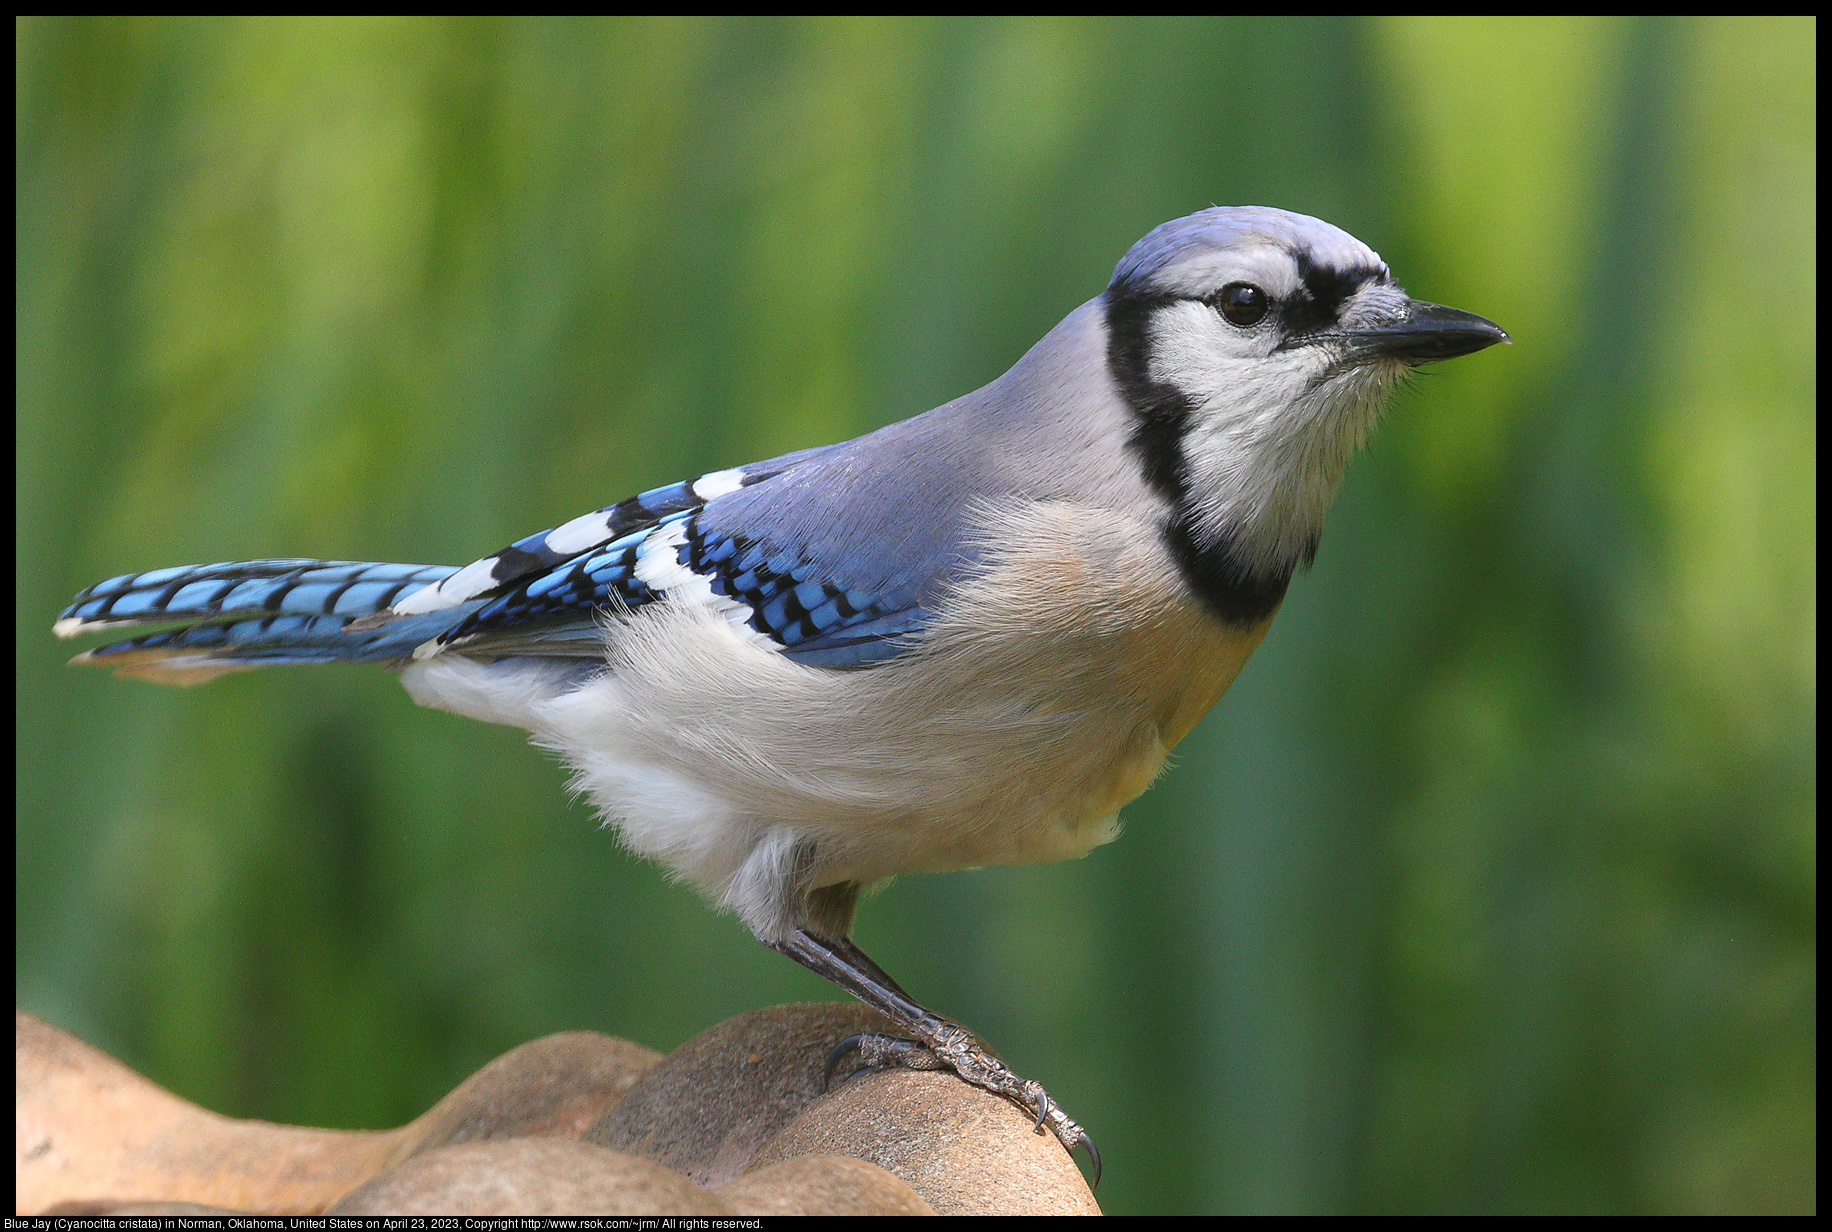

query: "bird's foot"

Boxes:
[825, 1024, 1101, 1186]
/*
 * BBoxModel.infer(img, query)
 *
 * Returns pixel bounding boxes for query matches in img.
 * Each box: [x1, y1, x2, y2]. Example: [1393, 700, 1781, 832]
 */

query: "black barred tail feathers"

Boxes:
[54, 559, 468, 683]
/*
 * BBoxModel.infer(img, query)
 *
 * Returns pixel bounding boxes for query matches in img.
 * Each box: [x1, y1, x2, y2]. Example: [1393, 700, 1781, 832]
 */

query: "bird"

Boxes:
[54, 206, 1506, 1183]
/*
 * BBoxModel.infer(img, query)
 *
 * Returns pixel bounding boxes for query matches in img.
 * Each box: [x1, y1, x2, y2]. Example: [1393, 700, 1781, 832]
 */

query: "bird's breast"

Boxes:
[852, 498, 1273, 872]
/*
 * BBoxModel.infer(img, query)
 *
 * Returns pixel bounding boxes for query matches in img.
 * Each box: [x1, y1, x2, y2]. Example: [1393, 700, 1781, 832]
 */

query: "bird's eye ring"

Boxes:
[1217, 282, 1269, 327]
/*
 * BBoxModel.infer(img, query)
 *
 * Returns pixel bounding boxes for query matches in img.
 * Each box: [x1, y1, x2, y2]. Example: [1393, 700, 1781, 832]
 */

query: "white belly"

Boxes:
[403, 500, 1272, 939]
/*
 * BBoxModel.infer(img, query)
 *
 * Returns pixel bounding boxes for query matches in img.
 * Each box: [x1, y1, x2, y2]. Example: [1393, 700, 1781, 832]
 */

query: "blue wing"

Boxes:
[434, 504, 928, 669]
[57, 439, 943, 676]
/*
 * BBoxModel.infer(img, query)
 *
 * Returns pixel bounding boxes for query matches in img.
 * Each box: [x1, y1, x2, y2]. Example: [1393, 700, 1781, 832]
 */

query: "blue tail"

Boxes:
[55, 559, 471, 683]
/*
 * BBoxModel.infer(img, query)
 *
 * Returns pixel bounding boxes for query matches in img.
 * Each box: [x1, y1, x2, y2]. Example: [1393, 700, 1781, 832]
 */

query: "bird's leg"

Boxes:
[766, 928, 1100, 1184]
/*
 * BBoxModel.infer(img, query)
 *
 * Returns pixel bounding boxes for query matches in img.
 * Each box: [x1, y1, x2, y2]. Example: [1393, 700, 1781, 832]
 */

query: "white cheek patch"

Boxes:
[1143, 300, 1392, 576]
[1146, 300, 1266, 396]
[634, 522, 776, 647]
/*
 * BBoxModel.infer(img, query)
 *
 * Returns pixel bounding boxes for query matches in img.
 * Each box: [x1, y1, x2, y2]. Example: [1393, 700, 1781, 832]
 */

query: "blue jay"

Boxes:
[55, 207, 1506, 1180]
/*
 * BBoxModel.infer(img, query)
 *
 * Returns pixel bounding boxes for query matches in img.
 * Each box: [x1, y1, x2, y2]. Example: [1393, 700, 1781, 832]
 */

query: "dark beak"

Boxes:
[1345, 299, 1509, 364]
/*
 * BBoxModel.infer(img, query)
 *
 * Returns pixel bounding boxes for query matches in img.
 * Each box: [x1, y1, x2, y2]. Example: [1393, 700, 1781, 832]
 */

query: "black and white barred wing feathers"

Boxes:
[55, 449, 936, 681]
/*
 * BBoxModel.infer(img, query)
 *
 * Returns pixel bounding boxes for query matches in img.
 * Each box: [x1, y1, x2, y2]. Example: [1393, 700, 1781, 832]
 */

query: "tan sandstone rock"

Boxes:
[330, 1139, 732, 1216]
[17, 1003, 1099, 1216]
[750, 1066, 1101, 1215]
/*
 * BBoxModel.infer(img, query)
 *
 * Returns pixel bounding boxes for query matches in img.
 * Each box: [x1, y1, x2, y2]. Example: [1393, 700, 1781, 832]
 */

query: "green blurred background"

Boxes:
[16, 16, 1814, 1214]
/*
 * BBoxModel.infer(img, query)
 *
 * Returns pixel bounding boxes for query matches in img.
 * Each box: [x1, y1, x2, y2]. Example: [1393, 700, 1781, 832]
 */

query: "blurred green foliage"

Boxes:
[16, 16, 1814, 1214]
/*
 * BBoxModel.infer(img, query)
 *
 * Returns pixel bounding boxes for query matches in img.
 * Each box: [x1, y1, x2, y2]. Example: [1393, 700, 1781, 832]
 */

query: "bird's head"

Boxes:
[1103, 206, 1506, 613]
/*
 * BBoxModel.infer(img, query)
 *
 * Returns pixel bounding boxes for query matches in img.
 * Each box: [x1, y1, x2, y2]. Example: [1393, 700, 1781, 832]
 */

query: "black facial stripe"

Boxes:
[1103, 288, 1187, 498]
[1293, 249, 1387, 312]
[1103, 287, 1296, 626]
[1278, 289, 1339, 338]
[1286, 250, 1389, 337]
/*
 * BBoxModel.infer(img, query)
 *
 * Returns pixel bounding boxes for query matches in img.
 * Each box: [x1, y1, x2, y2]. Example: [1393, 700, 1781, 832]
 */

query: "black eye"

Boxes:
[1217, 282, 1269, 327]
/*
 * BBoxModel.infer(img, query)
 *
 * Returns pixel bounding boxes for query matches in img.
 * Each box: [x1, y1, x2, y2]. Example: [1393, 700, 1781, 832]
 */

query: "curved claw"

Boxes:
[1075, 1129, 1103, 1189]
[1031, 1088, 1053, 1132]
[823, 1034, 866, 1090]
